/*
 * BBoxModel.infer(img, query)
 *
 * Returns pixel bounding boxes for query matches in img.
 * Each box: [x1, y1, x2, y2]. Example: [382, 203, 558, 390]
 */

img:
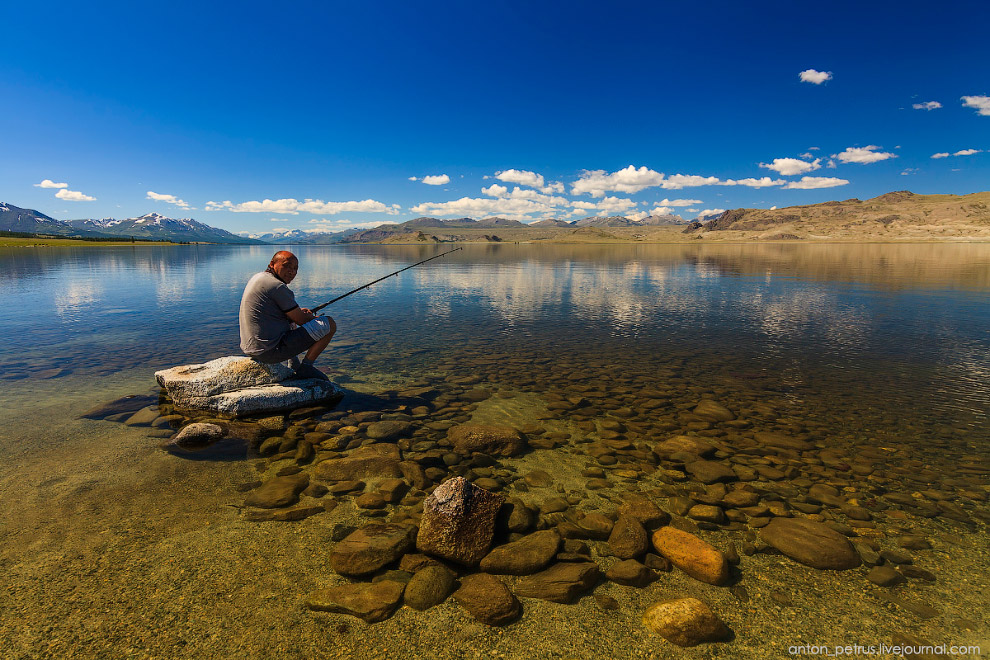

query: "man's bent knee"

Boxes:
[303, 316, 335, 341]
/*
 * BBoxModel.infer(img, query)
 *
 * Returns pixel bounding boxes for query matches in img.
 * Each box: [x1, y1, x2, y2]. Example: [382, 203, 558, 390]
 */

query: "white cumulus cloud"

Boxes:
[760, 158, 822, 176]
[724, 177, 786, 188]
[931, 153, 950, 159]
[961, 95, 990, 116]
[595, 196, 638, 214]
[782, 176, 850, 189]
[147, 191, 191, 209]
[55, 189, 96, 201]
[799, 69, 832, 84]
[657, 198, 703, 206]
[912, 101, 942, 110]
[572, 166, 666, 196]
[496, 169, 544, 189]
[34, 179, 68, 189]
[650, 206, 674, 216]
[205, 198, 399, 215]
[833, 145, 897, 164]
[421, 174, 450, 185]
[697, 209, 726, 218]
[954, 148, 983, 156]
[660, 174, 721, 189]
[481, 183, 509, 198]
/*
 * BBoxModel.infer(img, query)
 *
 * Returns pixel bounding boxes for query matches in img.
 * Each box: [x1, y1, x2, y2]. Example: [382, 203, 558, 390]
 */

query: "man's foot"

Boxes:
[294, 363, 329, 381]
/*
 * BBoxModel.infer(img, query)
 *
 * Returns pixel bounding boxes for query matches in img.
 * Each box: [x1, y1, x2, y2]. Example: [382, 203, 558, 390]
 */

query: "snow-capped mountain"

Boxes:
[65, 212, 260, 243]
[0, 204, 260, 243]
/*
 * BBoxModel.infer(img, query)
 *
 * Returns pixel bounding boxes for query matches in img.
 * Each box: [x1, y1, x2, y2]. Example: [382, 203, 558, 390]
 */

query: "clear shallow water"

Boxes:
[1, 243, 989, 659]
[1, 243, 988, 432]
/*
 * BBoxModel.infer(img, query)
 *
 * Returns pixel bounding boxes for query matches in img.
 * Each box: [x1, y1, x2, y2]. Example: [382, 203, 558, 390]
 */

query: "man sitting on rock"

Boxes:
[239, 251, 335, 381]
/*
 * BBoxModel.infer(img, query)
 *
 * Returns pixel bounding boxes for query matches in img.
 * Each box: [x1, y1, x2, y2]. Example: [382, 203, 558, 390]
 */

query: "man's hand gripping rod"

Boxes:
[311, 247, 463, 313]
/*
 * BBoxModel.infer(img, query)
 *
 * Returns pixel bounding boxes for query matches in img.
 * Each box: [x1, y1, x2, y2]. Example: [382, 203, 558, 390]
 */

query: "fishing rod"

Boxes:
[311, 247, 462, 312]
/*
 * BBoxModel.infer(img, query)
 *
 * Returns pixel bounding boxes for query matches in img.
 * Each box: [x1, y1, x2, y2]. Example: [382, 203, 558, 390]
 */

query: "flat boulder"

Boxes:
[314, 444, 402, 481]
[330, 523, 417, 576]
[685, 460, 737, 484]
[515, 562, 600, 603]
[155, 356, 341, 416]
[156, 356, 293, 398]
[447, 425, 527, 457]
[691, 400, 735, 423]
[759, 518, 861, 570]
[244, 473, 310, 508]
[655, 436, 717, 458]
[366, 421, 413, 441]
[453, 573, 521, 626]
[416, 477, 504, 566]
[479, 530, 561, 575]
[753, 431, 814, 451]
[643, 598, 729, 646]
[651, 527, 729, 585]
[305, 581, 405, 623]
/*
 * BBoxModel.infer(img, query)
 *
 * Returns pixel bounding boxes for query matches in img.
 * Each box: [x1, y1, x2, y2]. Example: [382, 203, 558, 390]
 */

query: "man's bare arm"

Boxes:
[286, 307, 316, 325]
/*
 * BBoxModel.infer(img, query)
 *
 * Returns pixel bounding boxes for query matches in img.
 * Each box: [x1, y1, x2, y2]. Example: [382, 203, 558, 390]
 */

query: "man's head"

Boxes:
[268, 251, 299, 284]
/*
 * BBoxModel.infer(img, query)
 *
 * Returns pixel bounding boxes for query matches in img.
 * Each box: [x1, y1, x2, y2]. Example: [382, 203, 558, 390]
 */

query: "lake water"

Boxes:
[1, 243, 988, 659]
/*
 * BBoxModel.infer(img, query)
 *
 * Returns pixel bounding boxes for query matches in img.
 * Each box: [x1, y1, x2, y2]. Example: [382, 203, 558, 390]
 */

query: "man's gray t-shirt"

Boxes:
[239, 271, 299, 356]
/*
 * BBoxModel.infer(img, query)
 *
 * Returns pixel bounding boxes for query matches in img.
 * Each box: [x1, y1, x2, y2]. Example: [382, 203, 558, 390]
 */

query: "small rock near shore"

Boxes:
[453, 573, 521, 626]
[643, 597, 729, 646]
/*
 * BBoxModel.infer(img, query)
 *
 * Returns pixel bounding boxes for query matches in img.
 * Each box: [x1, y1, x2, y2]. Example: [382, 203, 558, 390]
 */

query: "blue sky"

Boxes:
[1, 0, 988, 234]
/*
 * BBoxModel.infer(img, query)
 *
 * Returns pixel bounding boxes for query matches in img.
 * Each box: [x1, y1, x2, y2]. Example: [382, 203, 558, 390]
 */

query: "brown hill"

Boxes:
[693, 191, 990, 240]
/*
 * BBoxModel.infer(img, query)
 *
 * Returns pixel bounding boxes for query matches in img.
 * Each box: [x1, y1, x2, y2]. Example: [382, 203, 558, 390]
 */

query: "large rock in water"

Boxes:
[155, 356, 341, 416]
[416, 477, 504, 566]
[760, 517, 861, 570]
[447, 425, 527, 456]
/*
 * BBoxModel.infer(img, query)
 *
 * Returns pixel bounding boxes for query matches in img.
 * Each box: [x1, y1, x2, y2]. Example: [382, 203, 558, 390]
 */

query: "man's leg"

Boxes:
[303, 318, 336, 362]
[295, 317, 336, 380]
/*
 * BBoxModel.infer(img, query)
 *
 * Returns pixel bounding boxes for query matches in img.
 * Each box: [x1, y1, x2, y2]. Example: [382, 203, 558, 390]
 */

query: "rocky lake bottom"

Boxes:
[1, 335, 987, 660]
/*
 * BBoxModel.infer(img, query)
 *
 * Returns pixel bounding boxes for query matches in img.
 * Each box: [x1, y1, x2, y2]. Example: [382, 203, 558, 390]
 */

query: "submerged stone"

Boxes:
[80, 394, 158, 420]
[760, 518, 861, 570]
[479, 530, 561, 575]
[171, 422, 225, 446]
[403, 565, 456, 610]
[447, 425, 527, 456]
[514, 562, 600, 603]
[244, 473, 309, 508]
[314, 444, 402, 481]
[643, 598, 729, 646]
[305, 580, 405, 623]
[453, 573, 521, 626]
[330, 523, 417, 577]
[651, 527, 729, 585]
[417, 477, 504, 566]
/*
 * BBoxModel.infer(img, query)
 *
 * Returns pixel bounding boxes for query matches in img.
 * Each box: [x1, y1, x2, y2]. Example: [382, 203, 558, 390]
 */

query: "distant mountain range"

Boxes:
[339, 213, 688, 242]
[0, 203, 261, 244]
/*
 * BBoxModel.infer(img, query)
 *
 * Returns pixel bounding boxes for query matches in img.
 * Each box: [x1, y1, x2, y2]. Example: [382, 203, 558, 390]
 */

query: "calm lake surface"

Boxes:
[1, 243, 988, 659]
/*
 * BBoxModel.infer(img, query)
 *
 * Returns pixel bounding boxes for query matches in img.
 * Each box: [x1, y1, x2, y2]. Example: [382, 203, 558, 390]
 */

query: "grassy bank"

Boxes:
[0, 231, 189, 247]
